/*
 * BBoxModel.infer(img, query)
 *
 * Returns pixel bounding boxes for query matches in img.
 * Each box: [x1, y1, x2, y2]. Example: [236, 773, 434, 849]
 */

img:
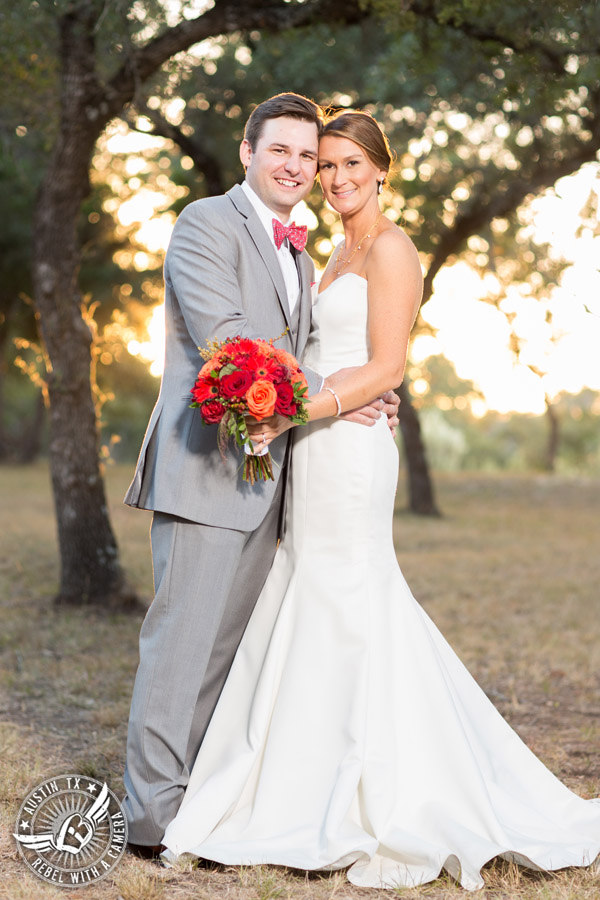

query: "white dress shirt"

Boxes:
[241, 181, 300, 315]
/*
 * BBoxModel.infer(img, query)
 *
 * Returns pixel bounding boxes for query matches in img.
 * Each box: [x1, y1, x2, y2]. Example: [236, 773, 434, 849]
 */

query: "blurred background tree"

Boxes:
[0, 0, 598, 607]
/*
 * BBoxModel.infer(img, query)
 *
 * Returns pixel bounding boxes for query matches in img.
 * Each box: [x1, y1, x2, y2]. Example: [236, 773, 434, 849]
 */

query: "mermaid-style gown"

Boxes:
[162, 273, 600, 890]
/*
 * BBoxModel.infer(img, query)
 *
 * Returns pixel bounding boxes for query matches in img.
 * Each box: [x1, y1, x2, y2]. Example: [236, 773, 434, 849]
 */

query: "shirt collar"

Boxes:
[241, 181, 292, 236]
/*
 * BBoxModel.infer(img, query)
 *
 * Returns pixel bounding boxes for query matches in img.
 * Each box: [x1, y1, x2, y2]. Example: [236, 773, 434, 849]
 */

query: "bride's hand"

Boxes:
[245, 414, 295, 451]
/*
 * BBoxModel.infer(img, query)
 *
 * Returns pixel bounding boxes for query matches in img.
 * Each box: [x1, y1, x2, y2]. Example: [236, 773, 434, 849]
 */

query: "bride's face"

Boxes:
[318, 135, 386, 215]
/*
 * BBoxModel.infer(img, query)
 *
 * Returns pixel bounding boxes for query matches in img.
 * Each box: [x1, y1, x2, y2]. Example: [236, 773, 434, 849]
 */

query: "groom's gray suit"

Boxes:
[123, 183, 320, 844]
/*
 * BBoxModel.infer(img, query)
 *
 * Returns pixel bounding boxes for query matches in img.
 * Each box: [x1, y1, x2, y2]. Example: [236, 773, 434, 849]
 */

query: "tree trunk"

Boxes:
[18, 390, 46, 463]
[544, 397, 559, 473]
[397, 382, 441, 516]
[32, 8, 136, 609]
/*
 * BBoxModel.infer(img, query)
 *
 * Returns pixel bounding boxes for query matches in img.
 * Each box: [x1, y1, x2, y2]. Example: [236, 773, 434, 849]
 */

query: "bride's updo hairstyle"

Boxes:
[320, 110, 394, 187]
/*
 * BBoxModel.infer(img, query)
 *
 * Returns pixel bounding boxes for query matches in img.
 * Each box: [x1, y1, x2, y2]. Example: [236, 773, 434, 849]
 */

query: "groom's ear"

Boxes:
[240, 139, 252, 171]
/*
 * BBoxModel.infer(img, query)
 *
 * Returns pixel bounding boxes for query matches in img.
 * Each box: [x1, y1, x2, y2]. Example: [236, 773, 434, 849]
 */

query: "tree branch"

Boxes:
[129, 107, 227, 196]
[407, 0, 571, 76]
[422, 138, 600, 305]
[103, 0, 367, 119]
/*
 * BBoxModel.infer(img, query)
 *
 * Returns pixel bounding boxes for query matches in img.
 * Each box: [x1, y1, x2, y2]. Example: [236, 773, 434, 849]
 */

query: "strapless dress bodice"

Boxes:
[303, 273, 369, 377]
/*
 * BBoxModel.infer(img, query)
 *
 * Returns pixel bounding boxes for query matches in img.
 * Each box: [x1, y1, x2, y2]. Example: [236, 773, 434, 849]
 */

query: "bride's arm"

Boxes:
[306, 230, 422, 422]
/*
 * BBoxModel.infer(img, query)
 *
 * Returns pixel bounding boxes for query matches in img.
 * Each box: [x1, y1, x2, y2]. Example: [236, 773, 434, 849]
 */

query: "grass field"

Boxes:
[1, 463, 599, 900]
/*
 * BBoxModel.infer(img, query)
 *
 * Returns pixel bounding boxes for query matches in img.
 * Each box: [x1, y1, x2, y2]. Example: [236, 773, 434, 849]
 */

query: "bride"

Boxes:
[161, 111, 600, 890]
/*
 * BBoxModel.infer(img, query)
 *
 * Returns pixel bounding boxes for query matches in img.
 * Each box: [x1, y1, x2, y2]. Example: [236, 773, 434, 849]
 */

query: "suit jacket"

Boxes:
[124, 183, 320, 531]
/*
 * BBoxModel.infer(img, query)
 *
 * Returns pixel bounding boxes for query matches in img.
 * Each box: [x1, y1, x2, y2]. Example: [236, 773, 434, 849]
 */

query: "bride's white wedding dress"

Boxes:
[162, 273, 600, 890]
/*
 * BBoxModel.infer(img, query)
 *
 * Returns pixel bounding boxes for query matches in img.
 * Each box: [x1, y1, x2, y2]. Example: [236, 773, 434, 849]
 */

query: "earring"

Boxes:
[377, 180, 384, 195]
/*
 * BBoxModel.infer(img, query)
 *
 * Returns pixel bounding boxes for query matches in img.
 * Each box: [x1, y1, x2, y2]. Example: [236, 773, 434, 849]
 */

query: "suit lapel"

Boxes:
[227, 184, 292, 332]
[295, 251, 313, 354]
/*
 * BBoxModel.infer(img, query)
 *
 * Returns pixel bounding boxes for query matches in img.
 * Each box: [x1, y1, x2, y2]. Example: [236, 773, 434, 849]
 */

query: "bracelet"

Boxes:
[324, 386, 342, 418]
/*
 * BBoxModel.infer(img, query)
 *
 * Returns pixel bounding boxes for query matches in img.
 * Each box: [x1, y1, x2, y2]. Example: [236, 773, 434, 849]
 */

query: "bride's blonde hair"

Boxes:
[320, 111, 394, 185]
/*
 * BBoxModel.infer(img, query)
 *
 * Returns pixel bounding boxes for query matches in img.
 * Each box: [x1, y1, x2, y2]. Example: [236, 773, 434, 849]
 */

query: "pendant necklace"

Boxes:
[334, 212, 383, 276]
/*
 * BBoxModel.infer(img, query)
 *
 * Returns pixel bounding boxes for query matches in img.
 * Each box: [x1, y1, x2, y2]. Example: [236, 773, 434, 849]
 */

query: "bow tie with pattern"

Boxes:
[272, 218, 308, 253]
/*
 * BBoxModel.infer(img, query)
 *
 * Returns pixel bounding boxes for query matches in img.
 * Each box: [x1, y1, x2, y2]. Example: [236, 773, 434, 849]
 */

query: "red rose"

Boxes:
[274, 381, 296, 416]
[268, 363, 290, 384]
[192, 381, 219, 403]
[201, 400, 226, 424]
[221, 370, 254, 398]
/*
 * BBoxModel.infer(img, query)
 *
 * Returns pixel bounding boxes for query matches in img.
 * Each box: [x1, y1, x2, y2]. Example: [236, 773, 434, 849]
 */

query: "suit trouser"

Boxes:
[123, 478, 283, 845]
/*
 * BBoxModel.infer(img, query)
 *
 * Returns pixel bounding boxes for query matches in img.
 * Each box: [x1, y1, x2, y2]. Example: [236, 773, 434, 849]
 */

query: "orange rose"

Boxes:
[273, 348, 299, 369]
[246, 379, 277, 420]
[199, 360, 219, 380]
[292, 370, 308, 391]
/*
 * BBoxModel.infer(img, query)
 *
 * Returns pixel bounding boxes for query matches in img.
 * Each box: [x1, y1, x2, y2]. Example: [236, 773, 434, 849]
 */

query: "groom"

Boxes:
[123, 92, 398, 853]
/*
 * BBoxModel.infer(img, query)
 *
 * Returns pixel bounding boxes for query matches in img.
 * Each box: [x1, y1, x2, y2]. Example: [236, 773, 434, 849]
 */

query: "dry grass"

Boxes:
[0, 463, 599, 899]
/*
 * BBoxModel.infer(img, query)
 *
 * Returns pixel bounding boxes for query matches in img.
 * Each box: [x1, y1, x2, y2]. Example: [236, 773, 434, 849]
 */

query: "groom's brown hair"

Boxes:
[244, 93, 324, 150]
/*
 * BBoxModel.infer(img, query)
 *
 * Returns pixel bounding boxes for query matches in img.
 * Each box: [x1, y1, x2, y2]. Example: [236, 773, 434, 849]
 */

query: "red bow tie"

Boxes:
[272, 219, 308, 253]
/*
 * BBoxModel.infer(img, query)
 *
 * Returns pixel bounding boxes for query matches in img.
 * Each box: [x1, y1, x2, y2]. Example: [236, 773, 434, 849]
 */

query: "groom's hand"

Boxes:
[339, 402, 383, 427]
[340, 391, 399, 435]
[380, 389, 400, 435]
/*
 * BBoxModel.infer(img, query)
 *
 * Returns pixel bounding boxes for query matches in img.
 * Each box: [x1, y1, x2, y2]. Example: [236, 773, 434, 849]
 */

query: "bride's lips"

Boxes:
[333, 188, 356, 199]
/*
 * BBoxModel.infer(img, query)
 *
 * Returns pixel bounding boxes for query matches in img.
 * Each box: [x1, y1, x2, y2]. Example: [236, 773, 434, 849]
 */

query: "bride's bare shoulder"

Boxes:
[373, 221, 417, 250]
[368, 223, 421, 275]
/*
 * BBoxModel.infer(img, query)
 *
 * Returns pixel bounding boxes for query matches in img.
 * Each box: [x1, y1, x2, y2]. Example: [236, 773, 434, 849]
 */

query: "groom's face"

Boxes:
[240, 116, 319, 220]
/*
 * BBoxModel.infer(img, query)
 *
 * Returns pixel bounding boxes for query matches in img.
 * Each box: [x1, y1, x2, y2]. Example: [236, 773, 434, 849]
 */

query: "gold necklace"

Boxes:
[333, 212, 383, 276]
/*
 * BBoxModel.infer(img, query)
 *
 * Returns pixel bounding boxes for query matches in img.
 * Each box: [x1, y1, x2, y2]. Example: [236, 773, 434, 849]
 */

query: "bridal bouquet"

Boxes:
[190, 335, 310, 483]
